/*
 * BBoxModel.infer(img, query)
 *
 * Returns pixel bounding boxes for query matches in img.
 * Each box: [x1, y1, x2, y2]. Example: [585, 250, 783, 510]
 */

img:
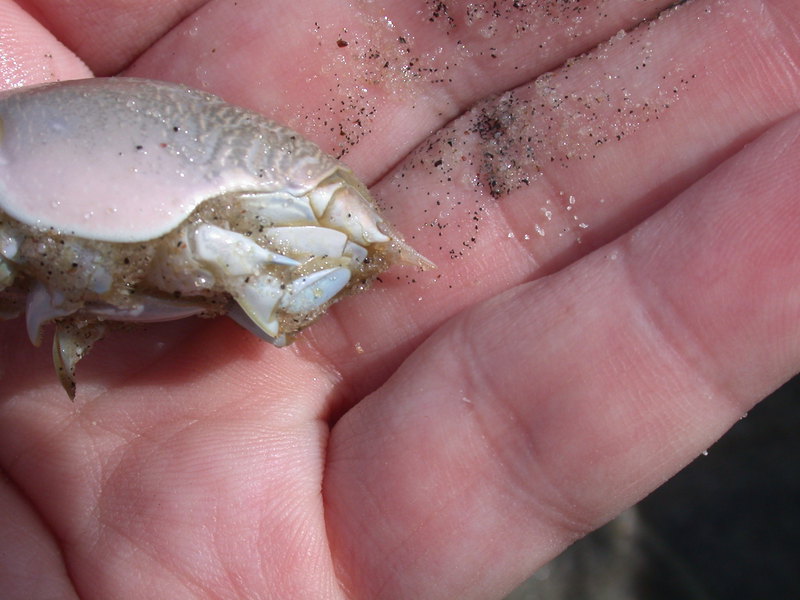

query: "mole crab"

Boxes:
[0, 78, 429, 397]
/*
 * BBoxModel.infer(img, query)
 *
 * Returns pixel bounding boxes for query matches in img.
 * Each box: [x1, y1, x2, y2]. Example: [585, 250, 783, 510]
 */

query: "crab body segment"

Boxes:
[0, 78, 428, 397]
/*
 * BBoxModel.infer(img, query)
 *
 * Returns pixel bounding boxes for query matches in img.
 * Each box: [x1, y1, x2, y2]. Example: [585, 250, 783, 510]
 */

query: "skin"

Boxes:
[1, 0, 799, 597]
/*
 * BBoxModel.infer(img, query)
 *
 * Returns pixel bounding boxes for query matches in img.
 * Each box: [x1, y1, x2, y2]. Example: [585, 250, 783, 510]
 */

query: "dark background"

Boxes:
[508, 374, 800, 599]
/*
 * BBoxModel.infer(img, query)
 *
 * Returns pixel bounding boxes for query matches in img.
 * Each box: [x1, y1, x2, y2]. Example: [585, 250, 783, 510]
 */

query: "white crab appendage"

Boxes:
[0, 78, 431, 398]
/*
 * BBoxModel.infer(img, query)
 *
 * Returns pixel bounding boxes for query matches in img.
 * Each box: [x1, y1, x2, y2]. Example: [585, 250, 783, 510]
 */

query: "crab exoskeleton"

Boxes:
[0, 77, 430, 398]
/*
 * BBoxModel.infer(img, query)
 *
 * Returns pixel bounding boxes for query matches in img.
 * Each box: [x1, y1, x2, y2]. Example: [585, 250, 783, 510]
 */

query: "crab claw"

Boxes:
[53, 320, 107, 400]
[229, 274, 284, 340]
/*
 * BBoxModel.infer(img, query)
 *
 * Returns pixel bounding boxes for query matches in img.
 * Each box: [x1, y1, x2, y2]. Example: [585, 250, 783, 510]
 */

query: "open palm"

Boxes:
[2, 1, 799, 598]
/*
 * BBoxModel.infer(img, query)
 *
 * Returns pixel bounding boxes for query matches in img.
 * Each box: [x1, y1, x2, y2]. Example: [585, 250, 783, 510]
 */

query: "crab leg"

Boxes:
[50, 296, 213, 398]
[191, 224, 300, 271]
[189, 223, 355, 342]
[26, 282, 80, 346]
[83, 296, 209, 322]
[226, 302, 287, 346]
[280, 267, 351, 314]
[53, 320, 106, 400]
[230, 274, 285, 340]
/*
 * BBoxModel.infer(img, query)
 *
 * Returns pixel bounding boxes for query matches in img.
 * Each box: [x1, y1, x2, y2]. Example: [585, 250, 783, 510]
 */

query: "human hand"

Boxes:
[1, 1, 799, 598]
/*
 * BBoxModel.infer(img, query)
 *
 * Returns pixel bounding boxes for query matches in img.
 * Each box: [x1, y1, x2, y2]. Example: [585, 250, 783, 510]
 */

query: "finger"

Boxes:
[125, 0, 677, 175]
[0, 319, 342, 596]
[13, 0, 206, 75]
[0, 474, 78, 599]
[306, 0, 800, 396]
[323, 111, 800, 598]
[8, 0, 668, 399]
[0, 0, 91, 84]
